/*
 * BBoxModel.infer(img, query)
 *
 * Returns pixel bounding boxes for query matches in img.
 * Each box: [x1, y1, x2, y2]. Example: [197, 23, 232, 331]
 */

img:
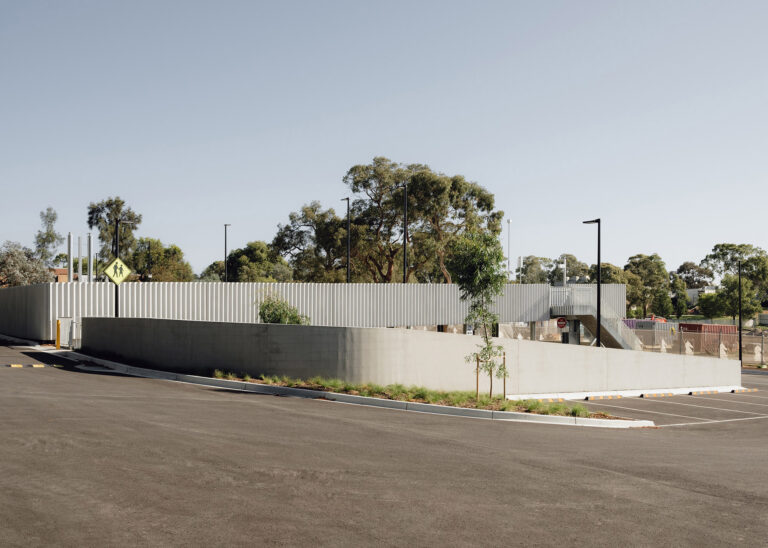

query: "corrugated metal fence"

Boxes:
[0, 282, 627, 341]
[549, 285, 627, 318]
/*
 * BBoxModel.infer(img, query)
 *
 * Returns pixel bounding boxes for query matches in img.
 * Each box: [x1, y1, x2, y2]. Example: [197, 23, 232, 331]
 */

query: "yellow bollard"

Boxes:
[56, 320, 61, 350]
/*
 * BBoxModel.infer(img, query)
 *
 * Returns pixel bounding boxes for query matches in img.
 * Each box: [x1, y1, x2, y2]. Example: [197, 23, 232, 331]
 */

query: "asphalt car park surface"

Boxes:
[1, 343, 767, 546]
[578, 372, 768, 427]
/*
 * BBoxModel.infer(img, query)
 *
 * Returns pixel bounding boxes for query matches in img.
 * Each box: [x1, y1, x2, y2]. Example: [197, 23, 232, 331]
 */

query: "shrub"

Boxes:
[258, 295, 309, 325]
[570, 404, 590, 418]
[213, 369, 225, 379]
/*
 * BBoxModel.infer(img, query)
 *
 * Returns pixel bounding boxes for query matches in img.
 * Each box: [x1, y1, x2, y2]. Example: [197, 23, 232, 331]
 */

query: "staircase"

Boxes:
[550, 286, 641, 350]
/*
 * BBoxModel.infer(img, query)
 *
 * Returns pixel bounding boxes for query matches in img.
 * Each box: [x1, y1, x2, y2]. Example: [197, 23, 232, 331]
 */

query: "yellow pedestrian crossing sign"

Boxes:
[104, 258, 131, 285]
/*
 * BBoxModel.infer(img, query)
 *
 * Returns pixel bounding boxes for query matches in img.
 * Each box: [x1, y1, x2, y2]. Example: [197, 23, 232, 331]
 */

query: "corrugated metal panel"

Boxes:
[1, 282, 631, 340]
[549, 285, 626, 319]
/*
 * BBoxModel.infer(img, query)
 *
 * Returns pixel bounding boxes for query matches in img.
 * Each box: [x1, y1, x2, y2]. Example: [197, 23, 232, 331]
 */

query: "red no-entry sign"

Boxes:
[557, 317, 567, 329]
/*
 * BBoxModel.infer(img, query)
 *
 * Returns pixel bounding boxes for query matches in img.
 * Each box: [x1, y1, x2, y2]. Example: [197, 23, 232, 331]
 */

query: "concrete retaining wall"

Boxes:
[0, 284, 51, 341]
[81, 318, 740, 395]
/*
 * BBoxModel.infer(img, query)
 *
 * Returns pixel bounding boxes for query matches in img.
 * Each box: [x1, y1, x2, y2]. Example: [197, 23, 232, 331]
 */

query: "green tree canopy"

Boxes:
[203, 241, 292, 283]
[741, 254, 768, 305]
[676, 261, 713, 289]
[697, 292, 724, 319]
[624, 253, 669, 316]
[87, 197, 142, 265]
[701, 243, 766, 277]
[669, 273, 689, 319]
[272, 201, 348, 282]
[588, 262, 629, 284]
[0, 241, 52, 287]
[338, 157, 503, 283]
[446, 231, 507, 395]
[516, 256, 552, 284]
[199, 261, 225, 281]
[131, 238, 194, 282]
[700, 244, 768, 305]
[407, 168, 502, 283]
[650, 287, 674, 318]
[34, 207, 64, 266]
[548, 254, 589, 285]
[343, 157, 420, 283]
[717, 274, 762, 321]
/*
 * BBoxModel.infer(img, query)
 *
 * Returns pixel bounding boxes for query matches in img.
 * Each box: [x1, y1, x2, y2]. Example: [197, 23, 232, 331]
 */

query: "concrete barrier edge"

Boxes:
[51, 349, 655, 429]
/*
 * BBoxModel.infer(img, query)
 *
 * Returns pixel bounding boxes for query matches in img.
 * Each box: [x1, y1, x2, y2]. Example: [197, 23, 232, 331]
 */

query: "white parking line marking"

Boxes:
[661, 414, 768, 427]
[581, 402, 707, 421]
[689, 395, 768, 408]
[741, 378, 768, 385]
[641, 398, 764, 415]
[728, 393, 768, 401]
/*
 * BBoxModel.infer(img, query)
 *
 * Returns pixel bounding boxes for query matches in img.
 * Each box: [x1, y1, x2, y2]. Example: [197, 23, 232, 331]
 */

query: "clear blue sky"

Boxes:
[2, 1, 766, 274]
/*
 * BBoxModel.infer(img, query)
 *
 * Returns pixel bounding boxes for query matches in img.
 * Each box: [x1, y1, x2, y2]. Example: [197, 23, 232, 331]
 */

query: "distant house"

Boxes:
[685, 285, 717, 307]
[50, 268, 79, 283]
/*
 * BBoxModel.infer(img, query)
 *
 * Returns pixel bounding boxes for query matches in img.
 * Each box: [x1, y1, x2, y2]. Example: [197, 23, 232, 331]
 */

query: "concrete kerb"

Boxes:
[507, 386, 746, 401]
[36, 348, 655, 429]
[0, 333, 46, 348]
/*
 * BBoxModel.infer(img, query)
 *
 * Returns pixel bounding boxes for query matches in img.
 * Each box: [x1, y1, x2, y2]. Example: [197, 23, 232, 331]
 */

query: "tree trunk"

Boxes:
[475, 355, 479, 401]
[437, 250, 452, 284]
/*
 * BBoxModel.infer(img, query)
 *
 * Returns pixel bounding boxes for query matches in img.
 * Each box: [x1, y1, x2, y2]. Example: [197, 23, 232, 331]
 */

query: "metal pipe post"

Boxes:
[77, 236, 82, 282]
[87, 233, 93, 281]
[67, 232, 73, 282]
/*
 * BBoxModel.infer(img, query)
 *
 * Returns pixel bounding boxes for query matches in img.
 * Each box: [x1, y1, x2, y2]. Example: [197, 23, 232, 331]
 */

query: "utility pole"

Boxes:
[114, 218, 120, 318]
[342, 198, 350, 282]
[224, 224, 231, 282]
[738, 260, 743, 365]
[507, 219, 511, 282]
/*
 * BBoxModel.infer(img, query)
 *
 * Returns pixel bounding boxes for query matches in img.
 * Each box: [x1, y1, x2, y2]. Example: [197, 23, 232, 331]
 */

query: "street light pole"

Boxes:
[739, 260, 743, 364]
[342, 198, 350, 282]
[507, 219, 511, 282]
[403, 183, 408, 283]
[114, 217, 120, 318]
[144, 240, 152, 282]
[224, 224, 231, 282]
[583, 218, 601, 347]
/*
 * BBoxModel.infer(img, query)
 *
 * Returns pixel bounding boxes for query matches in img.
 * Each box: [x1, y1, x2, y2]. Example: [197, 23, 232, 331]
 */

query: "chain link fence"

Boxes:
[629, 328, 766, 365]
[498, 320, 766, 366]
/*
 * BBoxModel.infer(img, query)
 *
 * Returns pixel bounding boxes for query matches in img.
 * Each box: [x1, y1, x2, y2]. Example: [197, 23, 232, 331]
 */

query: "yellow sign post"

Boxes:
[103, 258, 132, 286]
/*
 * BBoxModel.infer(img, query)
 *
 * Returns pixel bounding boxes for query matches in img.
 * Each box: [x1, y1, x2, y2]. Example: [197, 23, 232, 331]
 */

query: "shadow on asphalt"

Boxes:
[19, 351, 133, 377]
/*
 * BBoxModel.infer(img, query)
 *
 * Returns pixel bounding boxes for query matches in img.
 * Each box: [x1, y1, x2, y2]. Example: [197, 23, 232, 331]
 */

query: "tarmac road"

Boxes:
[1, 344, 766, 546]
